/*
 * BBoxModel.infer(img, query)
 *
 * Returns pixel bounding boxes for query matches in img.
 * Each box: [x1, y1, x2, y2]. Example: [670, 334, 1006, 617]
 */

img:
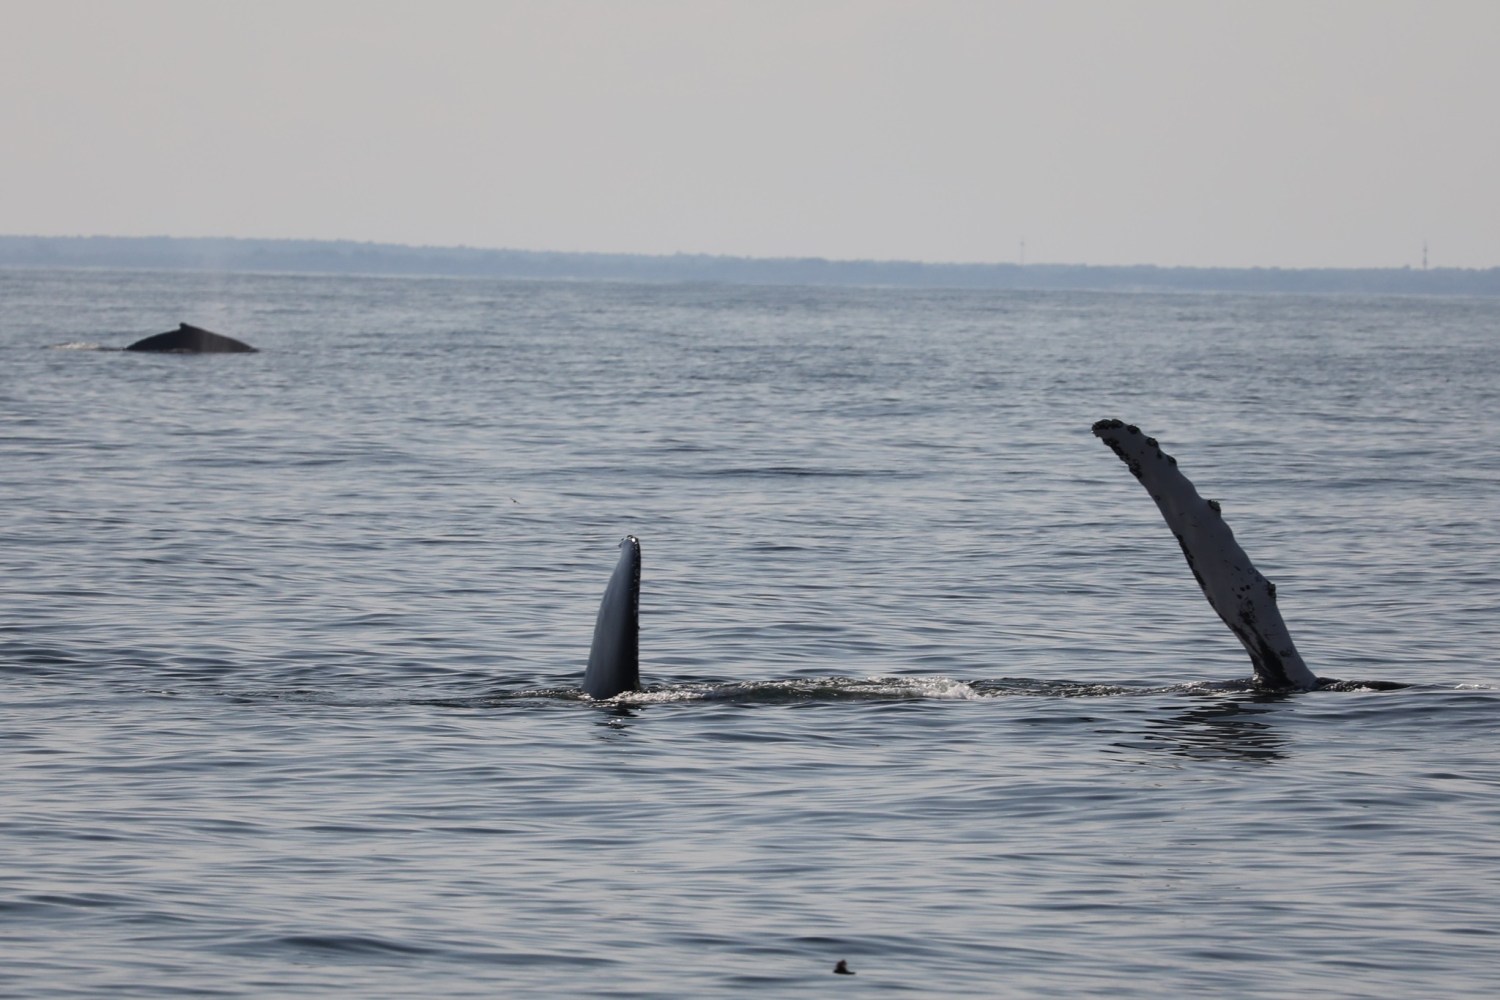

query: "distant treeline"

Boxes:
[3, 234, 1498, 296]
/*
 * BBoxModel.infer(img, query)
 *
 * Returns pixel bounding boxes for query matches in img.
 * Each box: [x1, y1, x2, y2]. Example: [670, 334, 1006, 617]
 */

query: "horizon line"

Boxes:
[2, 232, 1488, 274]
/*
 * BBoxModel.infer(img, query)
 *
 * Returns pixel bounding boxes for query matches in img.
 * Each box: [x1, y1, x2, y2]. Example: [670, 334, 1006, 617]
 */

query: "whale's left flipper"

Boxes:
[1092, 420, 1318, 691]
[582, 535, 641, 699]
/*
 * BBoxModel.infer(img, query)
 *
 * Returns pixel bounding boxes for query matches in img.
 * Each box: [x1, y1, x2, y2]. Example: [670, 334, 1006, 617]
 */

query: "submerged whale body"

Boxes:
[1092, 419, 1319, 691]
[125, 323, 257, 353]
[582, 535, 641, 699]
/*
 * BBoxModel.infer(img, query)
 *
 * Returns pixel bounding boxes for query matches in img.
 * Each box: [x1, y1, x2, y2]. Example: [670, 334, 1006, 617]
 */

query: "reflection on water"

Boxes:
[1115, 694, 1292, 763]
[591, 703, 642, 740]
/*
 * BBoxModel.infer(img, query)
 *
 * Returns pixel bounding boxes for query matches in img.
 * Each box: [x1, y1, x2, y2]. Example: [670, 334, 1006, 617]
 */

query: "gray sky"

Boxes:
[3, 0, 1496, 268]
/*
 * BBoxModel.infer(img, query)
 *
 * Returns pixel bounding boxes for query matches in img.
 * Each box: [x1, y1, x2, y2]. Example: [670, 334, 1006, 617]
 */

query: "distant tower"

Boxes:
[1019, 239, 1026, 267]
[1422, 241, 1428, 270]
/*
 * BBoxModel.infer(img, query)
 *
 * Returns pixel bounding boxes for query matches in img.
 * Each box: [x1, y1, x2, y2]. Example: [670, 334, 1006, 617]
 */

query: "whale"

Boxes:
[579, 424, 1335, 697]
[582, 535, 641, 699]
[124, 323, 258, 353]
[1092, 419, 1319, 691]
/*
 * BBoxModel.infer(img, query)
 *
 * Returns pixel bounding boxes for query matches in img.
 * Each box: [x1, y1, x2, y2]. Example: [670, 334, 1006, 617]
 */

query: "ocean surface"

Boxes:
[2, 269, 1498, 998]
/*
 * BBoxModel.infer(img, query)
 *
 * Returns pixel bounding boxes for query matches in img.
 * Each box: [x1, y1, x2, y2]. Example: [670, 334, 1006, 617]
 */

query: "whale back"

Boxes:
[582, 536, 641, 698]
[1092, 420, 1318, 691]
[125, 323, 258, 353]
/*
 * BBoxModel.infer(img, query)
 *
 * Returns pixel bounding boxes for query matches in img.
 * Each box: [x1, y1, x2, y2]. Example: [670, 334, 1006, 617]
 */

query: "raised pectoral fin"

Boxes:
[1092, 420, 1317, 691]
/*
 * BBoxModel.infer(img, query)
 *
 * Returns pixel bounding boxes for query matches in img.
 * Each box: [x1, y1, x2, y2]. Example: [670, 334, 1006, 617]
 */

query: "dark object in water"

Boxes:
[833, 960, 855, 975]
[125, 323, 257, 353]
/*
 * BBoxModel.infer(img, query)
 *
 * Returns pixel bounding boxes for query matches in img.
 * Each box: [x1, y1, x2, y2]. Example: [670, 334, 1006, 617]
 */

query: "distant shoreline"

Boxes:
[3, 234, 1497, 296]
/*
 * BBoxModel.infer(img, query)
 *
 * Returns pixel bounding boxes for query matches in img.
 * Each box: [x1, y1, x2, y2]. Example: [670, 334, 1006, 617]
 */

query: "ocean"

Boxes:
[2, 268, 1498, 997]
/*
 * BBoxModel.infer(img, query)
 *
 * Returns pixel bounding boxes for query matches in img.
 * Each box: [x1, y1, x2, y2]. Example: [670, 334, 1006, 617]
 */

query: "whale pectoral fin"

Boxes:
[582, 536, 641, 699]
[1091, 420, 1318, 691]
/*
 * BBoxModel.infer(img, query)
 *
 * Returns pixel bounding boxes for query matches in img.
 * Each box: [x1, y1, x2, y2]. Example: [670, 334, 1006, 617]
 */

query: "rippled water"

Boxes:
[3, 269, 1499, 997]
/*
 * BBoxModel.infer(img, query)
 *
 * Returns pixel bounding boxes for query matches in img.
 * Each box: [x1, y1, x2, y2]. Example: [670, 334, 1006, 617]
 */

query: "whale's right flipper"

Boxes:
[1092, 420, 1318, 691]
[582, 535, 641, 699]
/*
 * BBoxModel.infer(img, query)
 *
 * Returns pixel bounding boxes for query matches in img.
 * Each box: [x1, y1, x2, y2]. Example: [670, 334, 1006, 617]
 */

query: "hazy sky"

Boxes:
[4, 0, 1496, 268]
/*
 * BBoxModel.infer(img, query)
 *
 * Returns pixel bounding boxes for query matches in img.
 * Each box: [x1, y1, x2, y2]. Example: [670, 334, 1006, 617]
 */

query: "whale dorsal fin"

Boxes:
[1092, 420, 1318, 691]
[582, 536, 641, 698]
